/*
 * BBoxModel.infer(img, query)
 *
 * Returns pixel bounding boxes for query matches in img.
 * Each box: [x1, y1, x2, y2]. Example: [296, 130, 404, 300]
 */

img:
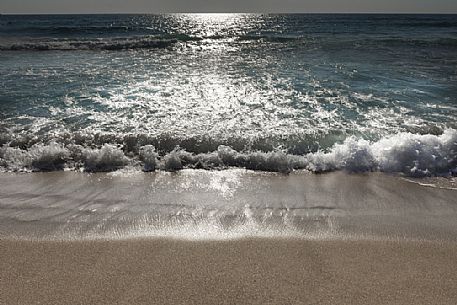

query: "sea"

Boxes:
[0, 14, 456, 240]
[0, 14, 456, 175]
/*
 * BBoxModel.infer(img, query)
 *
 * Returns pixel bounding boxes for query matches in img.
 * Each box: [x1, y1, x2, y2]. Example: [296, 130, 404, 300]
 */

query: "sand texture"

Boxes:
[1, 238, 457, 305]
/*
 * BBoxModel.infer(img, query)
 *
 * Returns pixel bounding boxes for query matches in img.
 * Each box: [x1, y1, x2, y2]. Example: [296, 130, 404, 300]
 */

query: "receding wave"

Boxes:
[1, 130, 456, 177]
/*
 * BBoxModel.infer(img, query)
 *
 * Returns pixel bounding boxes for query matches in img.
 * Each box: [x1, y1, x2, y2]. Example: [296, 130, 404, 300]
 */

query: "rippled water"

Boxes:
[0, 14, 456, 175]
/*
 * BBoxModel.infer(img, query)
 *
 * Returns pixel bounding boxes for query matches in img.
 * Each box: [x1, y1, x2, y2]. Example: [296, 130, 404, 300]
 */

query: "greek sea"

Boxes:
[0, 14, 456, 240]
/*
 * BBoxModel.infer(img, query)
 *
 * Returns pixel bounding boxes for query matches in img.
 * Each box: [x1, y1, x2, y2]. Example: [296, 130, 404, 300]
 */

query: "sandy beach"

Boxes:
[1, 171, 456, 304]
[1, 238, 457, 305]
[2, 10, 457, 305]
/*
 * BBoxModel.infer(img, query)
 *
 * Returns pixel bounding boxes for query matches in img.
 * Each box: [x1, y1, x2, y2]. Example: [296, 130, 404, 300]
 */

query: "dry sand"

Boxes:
[1, 238, 457, 305]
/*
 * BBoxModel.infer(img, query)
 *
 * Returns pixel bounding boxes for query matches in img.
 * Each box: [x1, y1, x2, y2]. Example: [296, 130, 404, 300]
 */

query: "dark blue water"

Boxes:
[0, 14, 456, 175]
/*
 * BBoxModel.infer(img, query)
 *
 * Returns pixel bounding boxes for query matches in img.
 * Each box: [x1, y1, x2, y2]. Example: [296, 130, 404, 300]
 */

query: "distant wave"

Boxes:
[394, 21, 457, 28]
[4, 25, 136, 34]
[0, 36, 182, 51]
[2, 34, 456, 52]
[0, 33, 303, 51]
[1, 130, 456, 177]
[237, 35, 300, 42]
[374, 38, 457, 48]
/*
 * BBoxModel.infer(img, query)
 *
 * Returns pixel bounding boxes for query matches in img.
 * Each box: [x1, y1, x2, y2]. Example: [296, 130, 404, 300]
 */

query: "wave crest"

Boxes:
[307, 129, 457, 176]
[82, 144, 129, 172]
[1, 130, 456, 176]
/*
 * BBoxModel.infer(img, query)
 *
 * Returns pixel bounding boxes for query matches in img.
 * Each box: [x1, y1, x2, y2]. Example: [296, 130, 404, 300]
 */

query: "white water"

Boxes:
[1, 130, 456, 176]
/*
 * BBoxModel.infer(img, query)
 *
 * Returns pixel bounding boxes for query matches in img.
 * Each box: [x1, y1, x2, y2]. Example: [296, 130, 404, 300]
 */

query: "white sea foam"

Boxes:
[162, 148, 185, 171]
[373, 130, 457, 176]
[83, 144, 129, 172]
[29, 142, 70, 171]
[307, 129, 457, 176]
[160, 148, 222, 171]
[0, 147, 33, 172]
[217, 145, 304, 173]
[139, 145, 158, 172]
[306, 137, 375, 172]
[0, 142, 69, 171]
[0, 130, 456, 176]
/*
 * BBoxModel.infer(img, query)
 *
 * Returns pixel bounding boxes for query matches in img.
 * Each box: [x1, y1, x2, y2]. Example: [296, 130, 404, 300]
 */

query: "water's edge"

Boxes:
[1, 170, 455, 242]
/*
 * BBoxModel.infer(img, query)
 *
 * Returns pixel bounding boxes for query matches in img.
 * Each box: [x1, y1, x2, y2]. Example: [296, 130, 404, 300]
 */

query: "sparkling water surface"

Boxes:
[0, 14, 456, 174]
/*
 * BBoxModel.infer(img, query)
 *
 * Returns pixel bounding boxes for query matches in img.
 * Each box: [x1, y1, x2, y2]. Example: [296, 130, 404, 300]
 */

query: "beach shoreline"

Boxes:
[1, 170, 456, 241]
[2, 12, 457, 305]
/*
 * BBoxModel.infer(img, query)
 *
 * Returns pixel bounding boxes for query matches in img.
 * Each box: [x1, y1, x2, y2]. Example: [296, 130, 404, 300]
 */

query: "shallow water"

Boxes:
[1, 14, 456, 175]
[1, 171, 456, 241]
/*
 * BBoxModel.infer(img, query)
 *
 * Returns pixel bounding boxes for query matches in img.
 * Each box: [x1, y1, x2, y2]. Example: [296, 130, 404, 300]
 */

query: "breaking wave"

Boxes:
[1, 130, 456, 176]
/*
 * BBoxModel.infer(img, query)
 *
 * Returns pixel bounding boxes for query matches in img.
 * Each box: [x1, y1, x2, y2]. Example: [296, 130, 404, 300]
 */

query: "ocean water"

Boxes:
[1, 14, 457, 176]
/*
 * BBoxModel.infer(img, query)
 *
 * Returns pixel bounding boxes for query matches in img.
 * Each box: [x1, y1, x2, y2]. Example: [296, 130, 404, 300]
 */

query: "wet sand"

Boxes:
[1, 171, 457, 241]
[1, 238, 457, 305]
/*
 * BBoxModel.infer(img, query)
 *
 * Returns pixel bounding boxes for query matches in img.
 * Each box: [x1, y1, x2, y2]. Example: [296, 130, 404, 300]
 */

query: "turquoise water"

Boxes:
[0, 14, 456, 175]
